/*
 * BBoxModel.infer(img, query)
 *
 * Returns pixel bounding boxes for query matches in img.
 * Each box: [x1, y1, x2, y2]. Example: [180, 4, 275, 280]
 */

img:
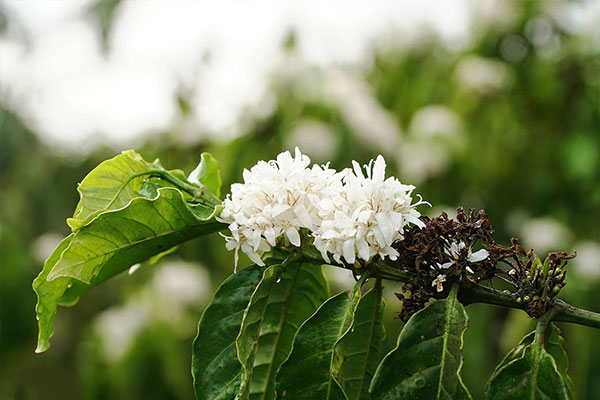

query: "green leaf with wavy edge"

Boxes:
[332, 279, 386, 400]
[369, 284, 472, 400]
[33, 187, 224, 353]
[275, 280, 364, 400]
[485, 322, 574, 400]
[68, 150, 164, 230]
[236, 263, 329, 400]
[67, 150, 220, 231]
[189, 152, 222, 199]
[32, 234, 75, 353]
[192, 264, 265, 400]
[545, 325, 575, 397]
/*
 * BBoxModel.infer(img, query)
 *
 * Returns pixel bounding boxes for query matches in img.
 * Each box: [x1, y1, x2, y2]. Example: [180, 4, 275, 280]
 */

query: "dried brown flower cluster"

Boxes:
[392, 207, 575, 321]
[497, 238, 574, 318]
[393, 207, 498, 321]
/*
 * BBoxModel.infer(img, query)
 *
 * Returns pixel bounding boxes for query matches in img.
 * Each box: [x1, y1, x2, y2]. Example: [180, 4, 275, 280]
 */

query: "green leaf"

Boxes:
[275, 281, 363, 400]
[67, 150, 221, 231]
[32, 234, 74, 353]
[33, 187, 224, 352]
[236, 263, 329, 400]
[67, 150, 165, 230]
[485, 322, 574, 400]
[192, 265, 265, 400]
[333, 279, 386, 400]
[189, 152, 222, 198]
[545, 325, 575, 397]
[237, 264, 286, 399]
[369, 284, 472, 400]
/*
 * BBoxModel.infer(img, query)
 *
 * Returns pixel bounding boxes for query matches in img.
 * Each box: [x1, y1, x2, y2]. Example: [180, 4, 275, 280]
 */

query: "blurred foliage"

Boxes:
[88, 0, 122, 53]
[1, 0, 599, 399]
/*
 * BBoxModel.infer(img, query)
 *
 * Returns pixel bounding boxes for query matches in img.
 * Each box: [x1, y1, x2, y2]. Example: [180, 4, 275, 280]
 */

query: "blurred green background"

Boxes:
[1, 0, 599, 399]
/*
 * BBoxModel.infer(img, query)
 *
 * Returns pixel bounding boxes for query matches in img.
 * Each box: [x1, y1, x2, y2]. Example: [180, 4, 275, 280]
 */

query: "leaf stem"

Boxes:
[144, 169, 222, 207]
[527, 308, 556, 398]
[552, 298, 600, 328]
[534, 308, 555, 344]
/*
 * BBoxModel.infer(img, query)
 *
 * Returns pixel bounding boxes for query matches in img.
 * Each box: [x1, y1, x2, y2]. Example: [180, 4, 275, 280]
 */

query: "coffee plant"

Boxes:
[34, 149, 600, 399]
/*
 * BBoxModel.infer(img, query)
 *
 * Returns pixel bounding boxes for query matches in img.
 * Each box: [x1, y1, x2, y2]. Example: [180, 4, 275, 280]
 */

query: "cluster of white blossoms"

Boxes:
[217, 148, 427, 267]
[217, 148, 343, 267]
[312, 156, 427, 264]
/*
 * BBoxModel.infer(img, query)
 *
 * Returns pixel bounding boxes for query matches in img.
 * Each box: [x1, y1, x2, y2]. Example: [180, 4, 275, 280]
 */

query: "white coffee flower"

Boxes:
[218, 148, 343, 267]
[312, 155, 428, 264]
[437, 239, 489, 274]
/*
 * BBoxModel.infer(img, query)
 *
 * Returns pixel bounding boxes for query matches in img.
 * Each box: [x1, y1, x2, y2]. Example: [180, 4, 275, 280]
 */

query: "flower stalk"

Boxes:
[552, 299, 600, 329]
[296, 254, 600, 329]
[367, 260, 600, 329]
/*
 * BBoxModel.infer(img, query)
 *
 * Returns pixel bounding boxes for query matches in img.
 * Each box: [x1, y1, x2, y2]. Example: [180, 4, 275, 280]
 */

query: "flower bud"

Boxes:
[552, 286, 561, 295]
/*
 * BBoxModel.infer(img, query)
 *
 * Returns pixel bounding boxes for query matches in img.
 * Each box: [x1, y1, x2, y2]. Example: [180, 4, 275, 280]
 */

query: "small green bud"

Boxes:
[516, 297, 522, 303]
[552, 286, 561, 295]
[523, 295, 531, 302]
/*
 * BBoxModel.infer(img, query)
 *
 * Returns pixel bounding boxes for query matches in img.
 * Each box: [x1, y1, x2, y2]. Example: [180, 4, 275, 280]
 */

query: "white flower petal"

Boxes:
[271, 203, 290, 217]
[242, 243, 265, 266]
[375, 213, 395, 246]
[257, 238, 271, 252]
[294, 204, 313, 228]
[356, 238, 370, 261]
[373, 155, 386, 182]
[404, 213, 424, 228]
[469, 249, 489, 263]
[285, 227, 301, 247]
[343, 240, 356, 264]
[264, 227, 277, 247]
[352, 160, 365, 180]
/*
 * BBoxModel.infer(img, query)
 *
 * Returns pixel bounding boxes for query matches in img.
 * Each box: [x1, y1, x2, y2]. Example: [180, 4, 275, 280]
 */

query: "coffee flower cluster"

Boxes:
[393, 208, 497, 321]
[217, 148, 427, 267]
[497, 238, 574, 318]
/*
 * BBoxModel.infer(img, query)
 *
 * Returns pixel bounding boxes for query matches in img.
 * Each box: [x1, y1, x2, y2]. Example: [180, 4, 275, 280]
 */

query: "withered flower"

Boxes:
[392, 207, 497, 321]
[497, 238, 575, 318]
[391, 208, 576, 321]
